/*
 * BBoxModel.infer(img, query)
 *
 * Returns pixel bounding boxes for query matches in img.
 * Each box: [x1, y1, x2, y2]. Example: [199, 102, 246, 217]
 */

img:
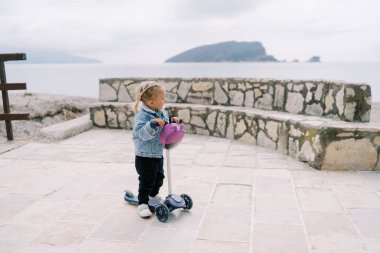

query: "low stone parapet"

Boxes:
[99, 78, 372, 122]
[90, 102, 380, 171]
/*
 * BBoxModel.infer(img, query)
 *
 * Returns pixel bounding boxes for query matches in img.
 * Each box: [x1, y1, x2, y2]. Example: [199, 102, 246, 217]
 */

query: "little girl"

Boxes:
[132, 81, 176, 217]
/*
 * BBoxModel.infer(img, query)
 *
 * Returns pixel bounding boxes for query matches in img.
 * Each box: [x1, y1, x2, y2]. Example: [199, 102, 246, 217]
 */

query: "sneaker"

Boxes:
[138, 204, 152, 218]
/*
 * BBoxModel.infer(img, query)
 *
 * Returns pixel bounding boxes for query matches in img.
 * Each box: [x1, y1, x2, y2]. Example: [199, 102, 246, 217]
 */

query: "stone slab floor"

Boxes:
[0, 128, 380, 253]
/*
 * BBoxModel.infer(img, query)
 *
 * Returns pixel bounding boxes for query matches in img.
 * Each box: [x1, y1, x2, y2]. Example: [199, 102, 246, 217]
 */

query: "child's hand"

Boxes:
[169, 116, 182, 124]
[172, 117, 180, 123]
[154, 118, 166, 127]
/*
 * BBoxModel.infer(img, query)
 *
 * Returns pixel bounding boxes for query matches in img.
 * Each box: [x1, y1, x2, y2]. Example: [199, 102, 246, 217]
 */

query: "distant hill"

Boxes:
[2, 49, 102, 64]
[165, 41, 278, 63]
[307, 56, 321, 62]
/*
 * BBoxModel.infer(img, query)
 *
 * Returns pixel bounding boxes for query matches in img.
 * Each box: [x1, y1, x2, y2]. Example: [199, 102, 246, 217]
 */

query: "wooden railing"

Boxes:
[0, 53, 29, 140]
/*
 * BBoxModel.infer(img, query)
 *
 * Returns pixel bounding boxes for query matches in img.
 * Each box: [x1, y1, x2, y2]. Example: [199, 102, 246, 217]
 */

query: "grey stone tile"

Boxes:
[0, 146, 44, 159]
[184, 165, 220, 183]
[0, 223, 46, 247]
[256, 150, 287, 159]
[255, 176, 294, 195]
[254, 168, 291, 178]
[0, 161, 41, 188]
[296, 188, 344, 213]
[15, 243, 79, 253]
[198, 204, 251, 242]
[251, 223, 309, 253]
[365, 241, 380, 253]
[360, 171, 380, 190]
[202, 141, 230, 153]
[291, 170, 330, 189]
[255, 158, 290, 169]
[311, 249, 369, 253]
[212, 184, 252, 206]
[254, 194, 301, 224]
[33, 222, 96, 247]
[332, 185, 380, 209]
[0, 193, 41, 224]
[10, 199, 77, 225]
[0, 243, 20, 253]
[94, 174, 138, 194]
[44, 181, 101, 201]
[174, 179, 215, 203]
[302, 211, 366, 251]
[17, 173, 69, 195]
[287, 159, 314, 171]
[0, 158, 14, 167]
[76, 239, 135, 253]
[218, 166, 254, 185]
[133, 227, 197, 253]
[150, 200, 207, 230]
[191, 239, 249, 253]
[227, 147, 256, 156]
[90, 206, 149, 242]
[224, 155, 255, 168]
[0, 186, 11, 199]
[195, 153, 226, 166]
[174, 166, 219, 202]
[326, 171, 366, 186]
[59, 194, 122, 224]
[349, 208, 380, 240]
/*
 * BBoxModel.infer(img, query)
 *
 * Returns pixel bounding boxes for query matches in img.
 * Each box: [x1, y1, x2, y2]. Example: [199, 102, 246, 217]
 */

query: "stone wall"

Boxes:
[99, 78, 372, 122]
[90, 102, 380, 171]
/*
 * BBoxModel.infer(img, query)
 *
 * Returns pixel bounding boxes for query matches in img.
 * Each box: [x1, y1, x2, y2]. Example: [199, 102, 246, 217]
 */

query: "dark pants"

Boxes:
[135, 156, 165, 205]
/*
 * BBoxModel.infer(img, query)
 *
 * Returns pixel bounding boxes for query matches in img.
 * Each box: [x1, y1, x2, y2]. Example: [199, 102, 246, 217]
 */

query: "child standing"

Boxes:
[132, 81, 169, 218]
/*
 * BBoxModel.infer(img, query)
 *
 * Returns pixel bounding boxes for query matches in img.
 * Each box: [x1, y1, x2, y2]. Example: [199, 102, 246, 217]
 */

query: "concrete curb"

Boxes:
[40, 114, 93, 141]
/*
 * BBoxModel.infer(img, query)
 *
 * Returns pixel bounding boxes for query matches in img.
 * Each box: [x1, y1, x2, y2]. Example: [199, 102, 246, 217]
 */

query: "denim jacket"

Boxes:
[133, 104, 169, 158]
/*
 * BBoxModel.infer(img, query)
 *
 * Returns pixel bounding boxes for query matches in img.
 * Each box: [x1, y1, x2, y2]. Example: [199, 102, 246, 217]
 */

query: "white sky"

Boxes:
[1, 0, 379, 63]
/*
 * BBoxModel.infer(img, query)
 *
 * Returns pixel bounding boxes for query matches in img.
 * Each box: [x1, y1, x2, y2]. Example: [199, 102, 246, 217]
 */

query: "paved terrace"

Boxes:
[0, 128, 380, 253]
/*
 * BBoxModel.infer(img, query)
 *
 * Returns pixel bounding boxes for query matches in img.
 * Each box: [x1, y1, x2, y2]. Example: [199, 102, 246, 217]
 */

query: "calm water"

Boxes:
[4, 62, 380, 101]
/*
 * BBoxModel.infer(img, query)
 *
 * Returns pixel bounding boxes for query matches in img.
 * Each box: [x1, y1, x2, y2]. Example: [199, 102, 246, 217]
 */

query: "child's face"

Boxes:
[147, 89, 166, 110]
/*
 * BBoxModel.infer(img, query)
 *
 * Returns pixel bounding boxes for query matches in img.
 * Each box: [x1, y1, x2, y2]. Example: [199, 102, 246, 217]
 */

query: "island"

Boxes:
[165, 41, 278, 63]
[307, 56, 321, 62]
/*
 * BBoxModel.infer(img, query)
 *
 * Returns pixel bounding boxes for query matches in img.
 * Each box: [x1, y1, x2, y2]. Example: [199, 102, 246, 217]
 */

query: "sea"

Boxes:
[4, 62, 380, 102]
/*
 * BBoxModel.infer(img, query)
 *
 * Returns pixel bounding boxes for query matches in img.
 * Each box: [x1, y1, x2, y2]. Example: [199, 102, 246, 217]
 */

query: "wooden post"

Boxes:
[0, 53, 29, 141]
[0, 61, 13, 140]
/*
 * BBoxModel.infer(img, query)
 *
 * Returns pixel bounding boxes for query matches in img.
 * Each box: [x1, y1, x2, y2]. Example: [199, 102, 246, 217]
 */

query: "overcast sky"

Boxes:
[1, 0, 379, 63]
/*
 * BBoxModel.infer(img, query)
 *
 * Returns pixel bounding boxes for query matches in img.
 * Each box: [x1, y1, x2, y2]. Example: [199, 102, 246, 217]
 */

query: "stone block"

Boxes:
[99, 83, 117, 101]
[192, 82, 213, 91]
[229, 90, 244, 106]
[214, 83, 228, 104]
[286, 92, 304, 114]
[178, 81, 192, 100]
[322, 138, 377, 170]
[274, 84, 285, 108]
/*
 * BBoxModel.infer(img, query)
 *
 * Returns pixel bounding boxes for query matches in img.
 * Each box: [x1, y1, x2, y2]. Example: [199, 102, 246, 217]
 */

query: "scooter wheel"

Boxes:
[124, 191, 134, 202]
[155, 204, 169, 222]
[181, 194, 193, 210]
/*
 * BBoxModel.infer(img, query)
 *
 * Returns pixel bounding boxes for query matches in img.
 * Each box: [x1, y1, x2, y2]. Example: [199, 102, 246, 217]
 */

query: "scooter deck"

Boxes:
[124, 191, 162, 208]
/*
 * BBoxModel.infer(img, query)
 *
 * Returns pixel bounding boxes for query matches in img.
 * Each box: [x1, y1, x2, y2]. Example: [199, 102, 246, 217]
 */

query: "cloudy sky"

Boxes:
[1, 0, 379, 63]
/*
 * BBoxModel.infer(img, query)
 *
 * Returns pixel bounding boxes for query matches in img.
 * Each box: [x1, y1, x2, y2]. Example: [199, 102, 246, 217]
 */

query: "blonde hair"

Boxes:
[133, 81, 165, 112]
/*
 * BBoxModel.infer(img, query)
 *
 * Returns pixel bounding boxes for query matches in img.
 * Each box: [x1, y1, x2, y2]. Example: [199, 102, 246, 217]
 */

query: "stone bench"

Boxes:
[99, 78, 371, 122]
[90, 78, 379, 171]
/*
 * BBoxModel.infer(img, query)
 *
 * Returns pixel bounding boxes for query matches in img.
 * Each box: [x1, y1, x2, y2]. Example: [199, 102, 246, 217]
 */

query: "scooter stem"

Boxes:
[166, 149, 172, 195]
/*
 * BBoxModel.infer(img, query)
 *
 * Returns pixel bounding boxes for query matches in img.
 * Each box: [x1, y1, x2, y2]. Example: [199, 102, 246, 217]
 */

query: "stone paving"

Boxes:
[0, 128, 380, 253]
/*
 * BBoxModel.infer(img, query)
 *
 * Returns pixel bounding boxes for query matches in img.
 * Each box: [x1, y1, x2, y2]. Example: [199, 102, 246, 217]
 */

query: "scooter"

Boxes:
[124, 118, 193, 222]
